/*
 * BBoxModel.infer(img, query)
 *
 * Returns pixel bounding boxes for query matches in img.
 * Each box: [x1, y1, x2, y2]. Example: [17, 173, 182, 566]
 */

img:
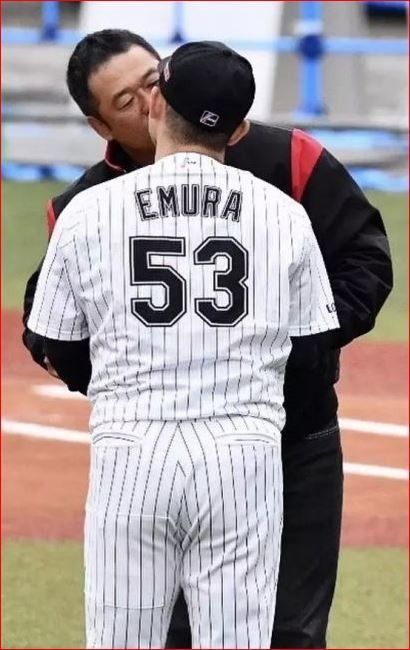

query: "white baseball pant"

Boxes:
[84, 419, 283, 648]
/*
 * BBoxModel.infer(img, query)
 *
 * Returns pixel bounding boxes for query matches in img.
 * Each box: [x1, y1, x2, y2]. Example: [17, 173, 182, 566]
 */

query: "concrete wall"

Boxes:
[80, 1, 284, 122]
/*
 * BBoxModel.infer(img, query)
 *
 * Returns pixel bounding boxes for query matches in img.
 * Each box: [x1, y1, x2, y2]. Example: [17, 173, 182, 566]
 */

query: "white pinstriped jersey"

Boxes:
[28, 153, 339, 439]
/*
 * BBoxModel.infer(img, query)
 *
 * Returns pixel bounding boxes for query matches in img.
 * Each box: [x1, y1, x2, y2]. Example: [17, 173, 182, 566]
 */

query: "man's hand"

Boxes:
[44, 356, 60, 379]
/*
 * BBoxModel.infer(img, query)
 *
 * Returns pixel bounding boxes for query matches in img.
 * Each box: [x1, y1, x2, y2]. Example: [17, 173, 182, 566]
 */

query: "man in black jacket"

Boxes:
[22, 30, 393, 649]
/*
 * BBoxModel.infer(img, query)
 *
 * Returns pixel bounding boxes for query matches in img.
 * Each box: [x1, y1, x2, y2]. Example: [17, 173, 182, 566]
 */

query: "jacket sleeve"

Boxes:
[22, 198, 56, 367]
[22, 165, 109, 385]
[22, 263, 47, 368]
[292, 130, 393, 348]
[22, 198, 92, 383]
[22, 199, 56, 326]
[43, 337, 91, 395]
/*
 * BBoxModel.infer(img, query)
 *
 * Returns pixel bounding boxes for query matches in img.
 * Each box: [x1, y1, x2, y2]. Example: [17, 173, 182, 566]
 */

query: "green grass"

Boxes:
[365, 192, 408, 342]
[2, 542, 408, 649]
[328, 548, 408, 649]
[1, 182, 407, 341]
[2, 181, 65, 308]
[2, 541, 84, 649]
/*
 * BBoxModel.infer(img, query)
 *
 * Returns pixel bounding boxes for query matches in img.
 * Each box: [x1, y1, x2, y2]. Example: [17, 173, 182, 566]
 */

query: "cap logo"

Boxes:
[163, 60, 171, 82]
[200, 110, 220, 127]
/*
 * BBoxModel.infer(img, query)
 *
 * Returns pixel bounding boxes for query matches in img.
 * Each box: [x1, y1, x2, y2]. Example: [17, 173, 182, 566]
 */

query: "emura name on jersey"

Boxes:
[135, 185, 243, 222]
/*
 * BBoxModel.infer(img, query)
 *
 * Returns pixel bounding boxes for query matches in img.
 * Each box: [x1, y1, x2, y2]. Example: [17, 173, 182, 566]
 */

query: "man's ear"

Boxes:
[149, 85, 164, 121]
[227, 119, 250, 147]
[87, 115, 113, 142]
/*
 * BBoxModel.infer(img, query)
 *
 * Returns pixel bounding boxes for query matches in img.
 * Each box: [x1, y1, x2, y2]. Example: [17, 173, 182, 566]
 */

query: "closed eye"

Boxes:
[119, 97, 134, 110]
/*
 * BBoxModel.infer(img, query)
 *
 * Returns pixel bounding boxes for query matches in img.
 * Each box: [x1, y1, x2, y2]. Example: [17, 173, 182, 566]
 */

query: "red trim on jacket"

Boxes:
[46, 198, 57, 237]
[291, 129, 323, 203]
[104, 141, 127, 173]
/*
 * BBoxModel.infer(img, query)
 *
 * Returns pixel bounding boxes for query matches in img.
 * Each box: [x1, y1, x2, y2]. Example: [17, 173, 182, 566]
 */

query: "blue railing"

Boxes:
[2, 1, 408, 191]
[2, 1, 408, 117]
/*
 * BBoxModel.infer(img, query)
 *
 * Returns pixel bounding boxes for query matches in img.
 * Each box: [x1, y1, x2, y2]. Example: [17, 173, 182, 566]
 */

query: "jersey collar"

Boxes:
[104, 141, 138, 174]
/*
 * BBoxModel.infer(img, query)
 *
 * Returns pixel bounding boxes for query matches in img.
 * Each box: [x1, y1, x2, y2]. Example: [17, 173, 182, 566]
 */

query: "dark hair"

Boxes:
[165, 105, 231, 151]
[67, 29, 160, 116]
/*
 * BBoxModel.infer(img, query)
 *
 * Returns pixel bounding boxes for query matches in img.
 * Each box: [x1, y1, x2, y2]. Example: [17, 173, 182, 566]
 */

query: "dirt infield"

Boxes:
[2, 310, 408, 546]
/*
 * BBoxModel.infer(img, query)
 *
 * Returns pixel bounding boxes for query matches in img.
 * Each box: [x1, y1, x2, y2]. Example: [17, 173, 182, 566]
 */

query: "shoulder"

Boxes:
[226, 122, 293, 192]
[231, 121, 293, 155]
[58, 165, 149, 227]
[59, 171, 129, 218]
[238, 121, 323, 160]
[245, 168, 307, 214]
[226, 121, 325, 202]
[289, 129, 324, 202]
[51, 159, 121, 219]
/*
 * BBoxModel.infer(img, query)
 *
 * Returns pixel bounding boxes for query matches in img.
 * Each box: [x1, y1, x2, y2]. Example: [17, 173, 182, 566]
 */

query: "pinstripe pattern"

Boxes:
[84, 421, 282, 648]
[28, 152, 338, 440]
[27, 151, 338, 647]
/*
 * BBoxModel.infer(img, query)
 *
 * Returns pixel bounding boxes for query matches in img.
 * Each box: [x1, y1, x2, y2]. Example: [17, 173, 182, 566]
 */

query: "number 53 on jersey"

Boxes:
[129, 235, 249, 327]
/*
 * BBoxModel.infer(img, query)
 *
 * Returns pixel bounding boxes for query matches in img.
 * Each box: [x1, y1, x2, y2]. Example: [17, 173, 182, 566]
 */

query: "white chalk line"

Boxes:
[31, 384, 409, 438]
[340, 417, 408, 438]
[343, 463, 407, 481]
[2, 419, 89, 444]
[2, 419, 408, 482]
[33, 384, 87, 401]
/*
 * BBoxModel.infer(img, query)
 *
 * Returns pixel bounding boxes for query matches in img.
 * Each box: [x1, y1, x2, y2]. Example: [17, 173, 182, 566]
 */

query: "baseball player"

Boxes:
[28, 42, 339, 648]
[23, 30, 393, 649]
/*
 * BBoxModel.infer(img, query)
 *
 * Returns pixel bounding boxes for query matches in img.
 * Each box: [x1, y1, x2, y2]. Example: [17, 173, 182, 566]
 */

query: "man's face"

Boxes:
[88, 45, 159, 153]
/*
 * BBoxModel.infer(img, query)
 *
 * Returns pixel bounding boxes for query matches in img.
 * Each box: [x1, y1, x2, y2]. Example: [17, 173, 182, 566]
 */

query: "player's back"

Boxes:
[62, 152, 335, 439]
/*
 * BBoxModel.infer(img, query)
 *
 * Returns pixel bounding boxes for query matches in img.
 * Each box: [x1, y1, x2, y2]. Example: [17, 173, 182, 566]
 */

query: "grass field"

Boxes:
[2, 182, 407, 341]
[2, 541, 408, 649]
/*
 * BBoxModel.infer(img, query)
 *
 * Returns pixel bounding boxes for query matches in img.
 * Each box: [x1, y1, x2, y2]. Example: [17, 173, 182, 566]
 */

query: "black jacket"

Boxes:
[23, 122, 393, 440]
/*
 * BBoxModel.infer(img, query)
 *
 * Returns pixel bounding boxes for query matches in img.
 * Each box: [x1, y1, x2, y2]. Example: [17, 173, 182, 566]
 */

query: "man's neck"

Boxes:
[121, 144, 155, 167]
[155, 141, 224, 164]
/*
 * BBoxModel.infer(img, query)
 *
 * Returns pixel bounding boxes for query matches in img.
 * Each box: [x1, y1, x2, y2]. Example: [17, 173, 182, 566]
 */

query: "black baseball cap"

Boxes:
[158, 41, 255, 135]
